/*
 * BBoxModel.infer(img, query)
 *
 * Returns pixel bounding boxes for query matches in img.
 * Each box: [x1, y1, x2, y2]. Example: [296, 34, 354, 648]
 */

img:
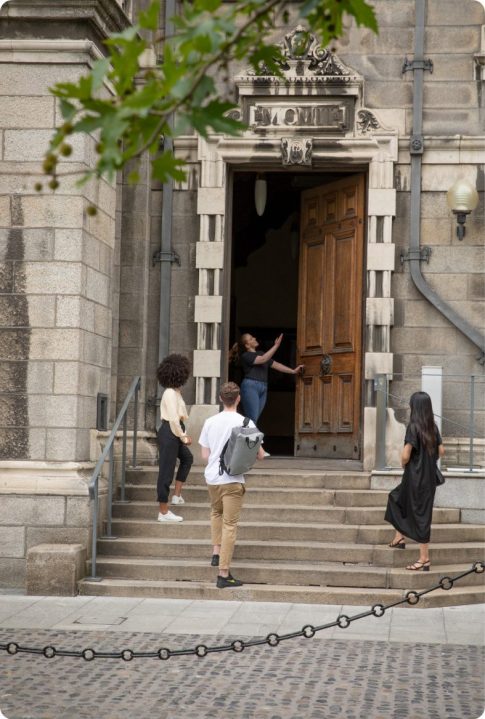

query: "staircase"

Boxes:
[79, 465, 485, 607]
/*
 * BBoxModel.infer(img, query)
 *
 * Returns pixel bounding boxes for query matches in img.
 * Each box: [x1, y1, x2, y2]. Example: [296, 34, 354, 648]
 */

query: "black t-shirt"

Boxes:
[240, 351, 274, 383]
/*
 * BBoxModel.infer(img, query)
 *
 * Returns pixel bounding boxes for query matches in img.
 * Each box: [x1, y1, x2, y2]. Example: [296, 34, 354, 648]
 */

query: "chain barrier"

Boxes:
[1, 562, 483, 662]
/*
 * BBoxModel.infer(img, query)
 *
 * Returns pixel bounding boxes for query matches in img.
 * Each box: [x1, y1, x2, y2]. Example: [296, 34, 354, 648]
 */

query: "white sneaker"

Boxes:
[157, 510, 183, 522]
[171, 495, 185, 505]
[263, 451, 271, 457]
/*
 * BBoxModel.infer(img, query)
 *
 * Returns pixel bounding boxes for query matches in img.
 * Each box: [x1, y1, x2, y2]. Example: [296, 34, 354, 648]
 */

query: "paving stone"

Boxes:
[0, 629, 483, 719]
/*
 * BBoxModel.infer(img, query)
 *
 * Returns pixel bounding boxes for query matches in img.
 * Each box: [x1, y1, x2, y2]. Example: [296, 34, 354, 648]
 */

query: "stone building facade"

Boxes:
[0, 0, 484, 585]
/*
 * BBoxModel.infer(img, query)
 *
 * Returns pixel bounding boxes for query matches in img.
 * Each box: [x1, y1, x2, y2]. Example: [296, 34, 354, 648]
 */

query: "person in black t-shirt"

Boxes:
[229, 333, 304, 425]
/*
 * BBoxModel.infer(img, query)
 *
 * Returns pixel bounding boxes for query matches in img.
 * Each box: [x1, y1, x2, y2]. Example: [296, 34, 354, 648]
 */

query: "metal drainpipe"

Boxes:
[407, 0, 485, 363]
[158, 0, 176, 370]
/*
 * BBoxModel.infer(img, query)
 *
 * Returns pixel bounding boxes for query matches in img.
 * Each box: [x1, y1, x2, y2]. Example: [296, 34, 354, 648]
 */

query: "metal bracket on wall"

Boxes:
[152, 249, 181, 267]
[146, 396, 160, 409]
[402, 57, 433, 74]
[400, 246, 432, 265]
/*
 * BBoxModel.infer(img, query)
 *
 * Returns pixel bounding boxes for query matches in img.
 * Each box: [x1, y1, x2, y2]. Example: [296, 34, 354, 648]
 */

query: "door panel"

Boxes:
[295, 174, 365, 459]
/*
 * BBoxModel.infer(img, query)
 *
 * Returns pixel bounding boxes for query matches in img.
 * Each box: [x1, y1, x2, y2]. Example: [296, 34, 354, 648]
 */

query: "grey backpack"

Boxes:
[219, 418, 264, 476]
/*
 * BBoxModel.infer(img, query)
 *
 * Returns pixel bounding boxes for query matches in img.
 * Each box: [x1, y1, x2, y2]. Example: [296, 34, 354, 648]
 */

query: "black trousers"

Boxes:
[157, 421, 193, 503]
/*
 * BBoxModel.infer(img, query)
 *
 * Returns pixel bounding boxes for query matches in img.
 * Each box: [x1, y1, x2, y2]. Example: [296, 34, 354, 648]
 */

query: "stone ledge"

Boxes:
[0, 0, 130, 45]
[26, 543, 86, 596]
[0, 460, 96, 496]
[371, 470, 485, 524]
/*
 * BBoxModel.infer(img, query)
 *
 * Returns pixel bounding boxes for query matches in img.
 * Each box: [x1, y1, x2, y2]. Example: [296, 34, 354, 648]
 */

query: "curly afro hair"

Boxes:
[157, 354, 191, 389]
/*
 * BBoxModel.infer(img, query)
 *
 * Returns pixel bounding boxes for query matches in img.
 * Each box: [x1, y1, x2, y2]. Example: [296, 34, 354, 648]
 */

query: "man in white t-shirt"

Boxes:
[199, 381, 265, 588]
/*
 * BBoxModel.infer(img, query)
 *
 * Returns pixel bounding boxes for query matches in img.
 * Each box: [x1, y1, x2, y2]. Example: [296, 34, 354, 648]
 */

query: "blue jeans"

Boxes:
[241, 378, 267, 424]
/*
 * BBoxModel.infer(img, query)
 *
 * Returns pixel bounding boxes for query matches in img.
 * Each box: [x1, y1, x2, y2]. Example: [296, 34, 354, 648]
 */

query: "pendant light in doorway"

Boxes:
[254, 174, 267, 216]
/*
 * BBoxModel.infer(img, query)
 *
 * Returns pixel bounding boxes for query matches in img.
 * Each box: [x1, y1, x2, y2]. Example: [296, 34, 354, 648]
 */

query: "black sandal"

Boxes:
[389, 537, 406, 549]
[406, 560, 430, 572]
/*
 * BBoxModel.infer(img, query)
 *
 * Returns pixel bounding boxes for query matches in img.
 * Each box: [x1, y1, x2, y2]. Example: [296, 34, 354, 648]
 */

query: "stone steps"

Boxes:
[125, 484, 390, 506]
[96, 536, 485, 567]
[78, 576, 485, 608]
[126, 468, 372, 490]
[89, 557, 485, 590]
[105, 518, 485, 544]
[79, 466, 485, 607]
[112, 502, 461, 525]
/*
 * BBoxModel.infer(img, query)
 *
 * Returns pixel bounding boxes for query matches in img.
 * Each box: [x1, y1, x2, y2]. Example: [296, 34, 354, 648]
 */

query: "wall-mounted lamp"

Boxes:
[254, 174, 267, 216]
[447, 178, 479, 240]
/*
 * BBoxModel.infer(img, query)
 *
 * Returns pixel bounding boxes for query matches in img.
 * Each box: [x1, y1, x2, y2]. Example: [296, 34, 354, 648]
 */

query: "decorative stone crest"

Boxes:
[281, 137, 312, 166]
[252, 25, 357, 79]
[279, 26, 352, 76]
[357, 110, 380, 134]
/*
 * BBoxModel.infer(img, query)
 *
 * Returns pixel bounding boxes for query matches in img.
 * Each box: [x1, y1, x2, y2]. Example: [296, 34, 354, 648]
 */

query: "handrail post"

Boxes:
[86, 375, 140, 583]
[131, 379, 140, 468]
[88, 479, 101, 581]
[469, 375, 475, 472]
[374, 374, 387, 470]
[104, 444, 117, 539]
[120, 412, 128, 502]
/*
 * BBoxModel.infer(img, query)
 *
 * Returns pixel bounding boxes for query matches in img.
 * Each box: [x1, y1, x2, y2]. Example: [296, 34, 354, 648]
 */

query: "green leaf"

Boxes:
[152, 151, 187, 183]
[138, 0, 161, 31]
[91, 57, 111, 91]
[59, 99, 77, 121]
[127, 170, 141, 184]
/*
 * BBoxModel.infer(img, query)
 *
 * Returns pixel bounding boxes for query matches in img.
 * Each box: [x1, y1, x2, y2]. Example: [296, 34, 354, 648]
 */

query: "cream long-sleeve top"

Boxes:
[160, 388, 189, 440]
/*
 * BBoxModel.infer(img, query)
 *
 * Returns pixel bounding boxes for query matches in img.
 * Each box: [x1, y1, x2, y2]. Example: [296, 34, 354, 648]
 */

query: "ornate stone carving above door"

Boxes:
[281, 137, 312, 166]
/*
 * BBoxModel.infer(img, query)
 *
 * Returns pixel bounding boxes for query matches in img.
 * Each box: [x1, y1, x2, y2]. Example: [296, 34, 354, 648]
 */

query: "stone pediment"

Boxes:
[236, 26, 362, 91]
[250, 25, 360, 82]
[233, 26, 369, 137]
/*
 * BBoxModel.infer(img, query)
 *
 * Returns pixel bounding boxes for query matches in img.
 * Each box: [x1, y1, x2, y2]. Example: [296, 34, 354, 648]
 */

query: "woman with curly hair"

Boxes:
[156, 354, 193, 522]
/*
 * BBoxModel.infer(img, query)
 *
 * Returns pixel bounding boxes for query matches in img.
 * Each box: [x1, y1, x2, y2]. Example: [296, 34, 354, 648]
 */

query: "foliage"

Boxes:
[40, 0, 377, 195]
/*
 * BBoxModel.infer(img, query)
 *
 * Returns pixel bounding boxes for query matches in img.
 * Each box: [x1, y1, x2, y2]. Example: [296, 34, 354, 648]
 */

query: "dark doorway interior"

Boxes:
[229, 170, 348, 455]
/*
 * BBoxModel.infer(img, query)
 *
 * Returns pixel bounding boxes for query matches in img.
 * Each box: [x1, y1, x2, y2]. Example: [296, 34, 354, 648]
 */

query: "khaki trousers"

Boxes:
[207, 482, 245, 571]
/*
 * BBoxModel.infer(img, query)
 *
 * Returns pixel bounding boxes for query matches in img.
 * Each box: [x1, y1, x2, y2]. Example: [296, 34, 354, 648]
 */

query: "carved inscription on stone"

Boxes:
[250, 103, 348, 130]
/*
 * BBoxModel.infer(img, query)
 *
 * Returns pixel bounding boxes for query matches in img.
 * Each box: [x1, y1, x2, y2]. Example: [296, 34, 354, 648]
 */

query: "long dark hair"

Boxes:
[229, 334, 250, 365]
[409, 391, 437, 454]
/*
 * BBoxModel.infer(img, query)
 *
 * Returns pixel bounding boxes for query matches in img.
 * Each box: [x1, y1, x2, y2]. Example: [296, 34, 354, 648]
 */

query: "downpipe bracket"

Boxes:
[400, 247, 431, 265]
[152, 249, 180, 267]
[402, 57, 433, 74]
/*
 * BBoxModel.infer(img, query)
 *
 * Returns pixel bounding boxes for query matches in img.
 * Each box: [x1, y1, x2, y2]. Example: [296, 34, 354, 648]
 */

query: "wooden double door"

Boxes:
[295, 174, 365, 459]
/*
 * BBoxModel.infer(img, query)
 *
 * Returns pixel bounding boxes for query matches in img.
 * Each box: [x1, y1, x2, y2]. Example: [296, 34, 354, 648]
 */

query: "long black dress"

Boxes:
[384, 424, 442, 543]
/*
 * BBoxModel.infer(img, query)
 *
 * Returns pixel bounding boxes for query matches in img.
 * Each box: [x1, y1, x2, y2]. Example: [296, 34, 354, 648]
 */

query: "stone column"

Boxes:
[193, 136, 226, 405]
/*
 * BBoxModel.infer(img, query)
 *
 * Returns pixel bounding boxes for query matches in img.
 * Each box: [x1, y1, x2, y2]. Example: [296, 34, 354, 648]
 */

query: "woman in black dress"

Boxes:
[385, 391, 445, 571]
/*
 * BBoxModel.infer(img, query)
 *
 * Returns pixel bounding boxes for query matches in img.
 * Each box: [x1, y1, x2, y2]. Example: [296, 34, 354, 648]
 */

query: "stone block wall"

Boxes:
[0, 0, 130, 587]
[0, 50, 117, 462]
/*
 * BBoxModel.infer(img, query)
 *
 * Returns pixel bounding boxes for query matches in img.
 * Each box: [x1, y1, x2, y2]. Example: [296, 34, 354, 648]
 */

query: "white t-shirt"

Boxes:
[199, 411, 256, 485]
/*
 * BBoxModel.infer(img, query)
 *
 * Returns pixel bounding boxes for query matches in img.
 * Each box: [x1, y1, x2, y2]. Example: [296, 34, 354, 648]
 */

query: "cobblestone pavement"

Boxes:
[0, 629, 484, 719]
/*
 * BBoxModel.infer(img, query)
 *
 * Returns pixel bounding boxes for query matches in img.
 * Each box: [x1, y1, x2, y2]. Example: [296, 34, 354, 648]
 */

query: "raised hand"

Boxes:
[274, 333, 283, 348]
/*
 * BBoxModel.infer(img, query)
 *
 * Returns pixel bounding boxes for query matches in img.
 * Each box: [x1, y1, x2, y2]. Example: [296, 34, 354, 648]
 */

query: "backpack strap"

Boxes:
[243, 417, 250, 427]
[219, 438, 230, 476]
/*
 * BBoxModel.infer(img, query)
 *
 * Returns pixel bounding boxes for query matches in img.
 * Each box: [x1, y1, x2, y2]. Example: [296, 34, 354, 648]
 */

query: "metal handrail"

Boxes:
[87, 375, 141, 581]
[374, 373, 483, 473]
